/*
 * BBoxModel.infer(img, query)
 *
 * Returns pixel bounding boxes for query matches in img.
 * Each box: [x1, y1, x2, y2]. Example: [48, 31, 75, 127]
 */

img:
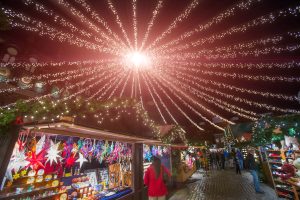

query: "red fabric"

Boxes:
[144, 164, 171, 197]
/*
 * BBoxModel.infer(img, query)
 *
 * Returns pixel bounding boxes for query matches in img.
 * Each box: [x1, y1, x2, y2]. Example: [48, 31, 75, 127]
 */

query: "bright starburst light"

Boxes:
[1, 0, 300, 136]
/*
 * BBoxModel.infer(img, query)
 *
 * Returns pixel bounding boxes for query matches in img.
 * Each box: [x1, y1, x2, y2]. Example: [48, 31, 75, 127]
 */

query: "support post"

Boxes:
[0, 125, 21, 185]
[132, 143, 144, 200]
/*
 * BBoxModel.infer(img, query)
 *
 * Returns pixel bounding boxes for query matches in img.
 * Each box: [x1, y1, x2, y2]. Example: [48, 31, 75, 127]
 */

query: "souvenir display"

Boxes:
[0, 131, 133, 200]
[263, 143, 300, 199]
[171, 146, 198, 183]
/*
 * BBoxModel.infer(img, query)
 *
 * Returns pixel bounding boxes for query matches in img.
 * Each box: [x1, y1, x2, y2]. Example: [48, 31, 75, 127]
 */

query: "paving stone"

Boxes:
[169, 170, 281, 200]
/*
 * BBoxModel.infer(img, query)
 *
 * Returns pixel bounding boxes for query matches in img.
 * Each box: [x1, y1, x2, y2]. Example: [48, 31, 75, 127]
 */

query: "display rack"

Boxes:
[265, 149, 299, 199]
[0, 172, 65, 200]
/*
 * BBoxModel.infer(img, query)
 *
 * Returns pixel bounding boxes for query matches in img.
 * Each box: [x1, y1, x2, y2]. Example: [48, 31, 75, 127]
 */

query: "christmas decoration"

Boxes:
[18, 77, 32, 89]
[252, 114, 300, 146]
[13, 173, 20, 180]
[36, 135, 45, 154]
[45, 140, 62, 166]
[0, 67, 10, 82]
[9, 148, 29, 173]
[34, 81, 45, 93]
[65, 154, 76, 168]
[20, 169, 27, 177]
[26, 150, 45, 170]
[76, 153, 88, 168]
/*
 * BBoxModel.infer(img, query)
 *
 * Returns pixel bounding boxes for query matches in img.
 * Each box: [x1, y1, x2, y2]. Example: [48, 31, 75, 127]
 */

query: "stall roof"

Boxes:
[23, 122, 161, 144]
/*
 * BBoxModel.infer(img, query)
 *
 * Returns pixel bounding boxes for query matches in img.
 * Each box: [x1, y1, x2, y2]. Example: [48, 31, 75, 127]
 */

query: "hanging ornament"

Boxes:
[26, 150, 45, 170]
[71, 143, 78, 154]
[36, 135, 46, 154]
[20, 169, 27, 177]
[9, 149, 30, 173]
[0, 67, 10, 82]
[265, 123, 271, 129]
[76, 153, 88, 168]
[17, 139, 26, 151]
[18, 76, 32, 89]
[14, 116, 24, 125]
[51, 86, 60, 98]
[77, 139, 83, 150]
[289, 128, 296, 137]
[45, 140, 62, 166]
[34, 81, 45, 93]
[65, 154, 76, 168]
[13, 173, 20, 180]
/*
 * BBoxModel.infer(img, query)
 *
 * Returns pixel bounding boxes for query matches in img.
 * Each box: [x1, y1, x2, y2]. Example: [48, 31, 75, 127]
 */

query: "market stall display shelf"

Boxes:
[265, 149, 300, 200]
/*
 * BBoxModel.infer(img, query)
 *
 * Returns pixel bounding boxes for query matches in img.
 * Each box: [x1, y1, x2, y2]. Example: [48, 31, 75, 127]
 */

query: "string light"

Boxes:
[107, 70, 130, 99]
[150, 0, 262, 52]
[153, 5, 300, 54]
[162, 70, 259, 120]
[148, 72, 204, 131]
[141, 73, 167, 124]
[73, 0, 127, 48]
[132, 0, 138, 50]
[107, 0, 133, 49]
[163, 68, 297, 101]
[140, 0, 164, 50]
[2, 8, 118, 54]
[54, 0, 122, 51]
[146, 0, 199, 50]
[119, 71, 132, 97]
[152, 73, 229, 131]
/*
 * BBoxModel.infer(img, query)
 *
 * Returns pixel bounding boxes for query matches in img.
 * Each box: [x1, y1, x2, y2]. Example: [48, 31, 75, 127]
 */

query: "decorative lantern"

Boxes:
[18, 77, 32, 89]
[51, 86, 60, 98]
[0, 67, 10, 82]
[34, 81, 45, 93]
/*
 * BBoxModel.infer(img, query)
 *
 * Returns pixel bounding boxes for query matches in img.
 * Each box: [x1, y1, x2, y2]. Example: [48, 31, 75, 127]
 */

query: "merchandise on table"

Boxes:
[0, 131, 133, 200]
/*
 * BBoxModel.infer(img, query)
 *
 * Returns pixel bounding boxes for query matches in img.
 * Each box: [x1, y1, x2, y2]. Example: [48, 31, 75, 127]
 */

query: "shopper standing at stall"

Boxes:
[245, 150, 264, 194]
[236, 149, 244, 170]
[144, 156, 171, 200]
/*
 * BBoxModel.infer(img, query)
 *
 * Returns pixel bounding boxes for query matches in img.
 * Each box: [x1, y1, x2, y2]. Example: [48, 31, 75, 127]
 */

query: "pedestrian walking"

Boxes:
[144, 156, 171, 200]
[245, 150, 264, 194]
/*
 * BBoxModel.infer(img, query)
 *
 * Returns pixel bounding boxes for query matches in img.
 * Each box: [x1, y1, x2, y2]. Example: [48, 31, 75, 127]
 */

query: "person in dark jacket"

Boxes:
[245, 150, 264, 194]
[221, 150, 225, 170]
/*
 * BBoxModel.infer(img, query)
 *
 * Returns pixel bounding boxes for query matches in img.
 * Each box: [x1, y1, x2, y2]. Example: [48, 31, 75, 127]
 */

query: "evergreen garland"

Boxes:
[252, 114, 300, 146]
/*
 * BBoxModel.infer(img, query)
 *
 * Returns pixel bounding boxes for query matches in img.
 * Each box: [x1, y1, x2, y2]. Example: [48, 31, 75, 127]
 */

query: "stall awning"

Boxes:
[23, 122, 161, 144]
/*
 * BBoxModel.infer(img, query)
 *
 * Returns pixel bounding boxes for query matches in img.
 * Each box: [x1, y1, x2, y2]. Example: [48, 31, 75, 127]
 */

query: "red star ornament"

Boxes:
[66, 156, 75, 168]
[26, 150, 45, 170]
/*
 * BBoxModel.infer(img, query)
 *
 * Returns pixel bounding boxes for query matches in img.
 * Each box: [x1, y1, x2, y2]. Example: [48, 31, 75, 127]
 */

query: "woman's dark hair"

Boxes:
[152, 156, 161, 179]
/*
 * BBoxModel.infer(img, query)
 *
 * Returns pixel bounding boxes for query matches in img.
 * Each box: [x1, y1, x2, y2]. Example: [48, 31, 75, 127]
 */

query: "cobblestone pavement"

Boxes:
[169, 170, 280, 200]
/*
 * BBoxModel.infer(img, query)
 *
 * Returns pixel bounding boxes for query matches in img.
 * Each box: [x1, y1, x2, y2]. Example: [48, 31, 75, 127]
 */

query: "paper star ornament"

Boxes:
[27, 150, 45, 170]
[66, 156, 75, 168]
[13, 173, 20, 180]
[45, 141, 62, 166]
[76, 153, 88, 168]
[36, 135, 46, 154]
[9, 149, 30, 173]
[21, 170, 27, 177]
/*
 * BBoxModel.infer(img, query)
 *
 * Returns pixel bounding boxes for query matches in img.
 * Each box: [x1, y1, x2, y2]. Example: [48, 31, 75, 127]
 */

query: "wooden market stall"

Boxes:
[0, 122, 160, 200]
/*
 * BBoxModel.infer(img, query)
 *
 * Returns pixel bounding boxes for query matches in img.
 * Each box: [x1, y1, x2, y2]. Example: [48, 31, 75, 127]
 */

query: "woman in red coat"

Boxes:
[144, 156, 171, 200]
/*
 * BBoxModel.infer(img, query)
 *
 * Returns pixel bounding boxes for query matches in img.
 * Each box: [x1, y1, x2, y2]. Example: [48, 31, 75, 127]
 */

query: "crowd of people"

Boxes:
[143, 148, 264, 200]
